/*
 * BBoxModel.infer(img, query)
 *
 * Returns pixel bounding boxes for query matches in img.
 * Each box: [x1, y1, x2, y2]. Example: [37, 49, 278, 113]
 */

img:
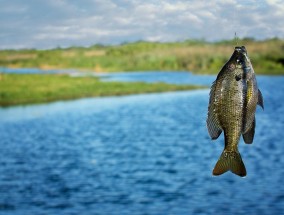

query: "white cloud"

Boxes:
[0, 0, 283, 49]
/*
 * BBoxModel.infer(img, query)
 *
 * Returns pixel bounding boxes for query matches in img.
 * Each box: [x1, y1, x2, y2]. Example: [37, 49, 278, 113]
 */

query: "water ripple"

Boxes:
[0, 74, 284, 215]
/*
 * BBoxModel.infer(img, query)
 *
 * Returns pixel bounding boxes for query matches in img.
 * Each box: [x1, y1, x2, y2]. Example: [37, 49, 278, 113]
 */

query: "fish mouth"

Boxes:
[235, 46, 248, 58]
[235, 46, 247, 54]
[234, 46, 250, 70]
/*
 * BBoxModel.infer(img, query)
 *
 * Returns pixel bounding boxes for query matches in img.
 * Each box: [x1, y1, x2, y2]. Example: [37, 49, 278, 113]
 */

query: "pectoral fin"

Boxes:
[243, 117, 255, 144]
[207, 111, 222, 140]
[257, 89, 264, 110]
[207, 81, 222, 139]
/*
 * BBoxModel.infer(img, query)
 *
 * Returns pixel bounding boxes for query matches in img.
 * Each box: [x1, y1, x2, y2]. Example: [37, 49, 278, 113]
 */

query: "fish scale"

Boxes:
[207, 46, 264, 177]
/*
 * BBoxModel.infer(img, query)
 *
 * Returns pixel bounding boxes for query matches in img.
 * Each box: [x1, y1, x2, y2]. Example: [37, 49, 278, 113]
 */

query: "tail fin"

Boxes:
[213, 150, 246, 177]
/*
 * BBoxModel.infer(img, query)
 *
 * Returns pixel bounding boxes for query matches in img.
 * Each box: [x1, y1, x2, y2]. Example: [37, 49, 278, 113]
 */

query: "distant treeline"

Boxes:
[0, 38, 283, 75]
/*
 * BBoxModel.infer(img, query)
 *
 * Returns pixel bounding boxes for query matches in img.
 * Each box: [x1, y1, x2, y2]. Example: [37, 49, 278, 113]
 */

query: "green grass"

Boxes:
[0, 38, 283, 75]
[0, 74, 205, 106]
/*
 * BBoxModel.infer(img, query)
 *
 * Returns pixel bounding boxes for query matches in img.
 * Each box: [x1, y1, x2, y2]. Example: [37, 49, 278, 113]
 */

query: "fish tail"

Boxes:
[213, 150, 246, 177]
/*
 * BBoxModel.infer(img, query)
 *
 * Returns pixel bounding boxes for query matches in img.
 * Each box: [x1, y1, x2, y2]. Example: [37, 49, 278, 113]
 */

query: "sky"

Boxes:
[0, 0, 283, 49]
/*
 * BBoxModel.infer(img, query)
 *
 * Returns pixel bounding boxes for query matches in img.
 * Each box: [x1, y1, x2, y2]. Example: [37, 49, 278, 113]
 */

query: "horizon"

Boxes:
[0, 37, 282, 51]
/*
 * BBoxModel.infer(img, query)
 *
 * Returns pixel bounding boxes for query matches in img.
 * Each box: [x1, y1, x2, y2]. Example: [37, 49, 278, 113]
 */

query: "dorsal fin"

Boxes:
[257, 89, 264, 110]
[243, 117, 255, 144]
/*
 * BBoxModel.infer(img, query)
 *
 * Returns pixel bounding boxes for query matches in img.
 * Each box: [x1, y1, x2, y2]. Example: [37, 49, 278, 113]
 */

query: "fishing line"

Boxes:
[233, 2, 239, 46]
[235, 32, 239, 46]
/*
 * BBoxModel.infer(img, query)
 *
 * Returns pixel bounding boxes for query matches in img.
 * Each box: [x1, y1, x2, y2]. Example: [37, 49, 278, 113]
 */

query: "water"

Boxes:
[1, 67, 214, 86]
[1, 70, 284, 215]
[0, 67, 79, 75]
[99, 71, 215, 86]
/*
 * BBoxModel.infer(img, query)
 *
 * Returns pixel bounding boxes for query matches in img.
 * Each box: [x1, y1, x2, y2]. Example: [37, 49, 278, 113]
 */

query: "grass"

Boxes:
[0, 74, 205, 106]
[0, 38, 283, 75]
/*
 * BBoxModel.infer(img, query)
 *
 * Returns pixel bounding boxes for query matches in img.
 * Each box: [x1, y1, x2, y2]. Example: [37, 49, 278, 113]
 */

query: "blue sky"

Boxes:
[0, 0, 283, 49]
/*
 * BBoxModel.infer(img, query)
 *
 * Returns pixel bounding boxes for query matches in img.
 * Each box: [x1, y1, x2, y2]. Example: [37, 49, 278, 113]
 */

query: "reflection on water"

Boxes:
[0, 71, 284, 214]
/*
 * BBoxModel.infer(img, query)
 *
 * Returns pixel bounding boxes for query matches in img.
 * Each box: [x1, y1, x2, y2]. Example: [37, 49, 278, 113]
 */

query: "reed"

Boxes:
[0, 38, 283, 75]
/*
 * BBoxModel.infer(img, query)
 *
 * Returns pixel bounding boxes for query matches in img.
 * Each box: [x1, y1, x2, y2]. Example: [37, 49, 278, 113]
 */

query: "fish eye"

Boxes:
[236, 58, 242, 64]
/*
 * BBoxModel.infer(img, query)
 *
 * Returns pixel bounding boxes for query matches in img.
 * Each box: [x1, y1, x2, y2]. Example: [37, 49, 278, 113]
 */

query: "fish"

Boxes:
[207, 46, 264, 177]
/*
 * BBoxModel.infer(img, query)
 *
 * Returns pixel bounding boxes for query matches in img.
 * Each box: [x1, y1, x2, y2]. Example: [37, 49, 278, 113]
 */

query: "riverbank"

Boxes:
[0, 38, 283, 75]
[0, 74, 205, 106]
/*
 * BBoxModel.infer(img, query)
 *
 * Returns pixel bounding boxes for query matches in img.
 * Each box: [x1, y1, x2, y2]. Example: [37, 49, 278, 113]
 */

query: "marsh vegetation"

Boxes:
[0, 38, 283, 75]
[0, 74, 204, 106]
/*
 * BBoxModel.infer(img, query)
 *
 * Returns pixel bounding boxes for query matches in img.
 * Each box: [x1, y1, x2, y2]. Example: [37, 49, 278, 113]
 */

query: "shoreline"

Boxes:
[0, 73, 206, 107]
[1, 66, 283, 76]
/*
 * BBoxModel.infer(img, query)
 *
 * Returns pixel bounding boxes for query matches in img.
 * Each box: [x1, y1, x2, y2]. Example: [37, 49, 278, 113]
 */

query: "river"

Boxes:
[0, 70, 284, 214]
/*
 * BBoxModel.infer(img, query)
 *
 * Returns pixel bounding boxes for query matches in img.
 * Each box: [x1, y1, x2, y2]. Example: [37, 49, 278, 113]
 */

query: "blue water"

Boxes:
[0, 67, 214, 86]
[0, 67, 80, 74]
[0, 70, 284, 215]
[99, 71, 215, 86]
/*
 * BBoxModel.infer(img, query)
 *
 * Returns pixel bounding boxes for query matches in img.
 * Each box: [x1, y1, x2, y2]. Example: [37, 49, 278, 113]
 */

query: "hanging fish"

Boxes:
[207, 46, 264, 177]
